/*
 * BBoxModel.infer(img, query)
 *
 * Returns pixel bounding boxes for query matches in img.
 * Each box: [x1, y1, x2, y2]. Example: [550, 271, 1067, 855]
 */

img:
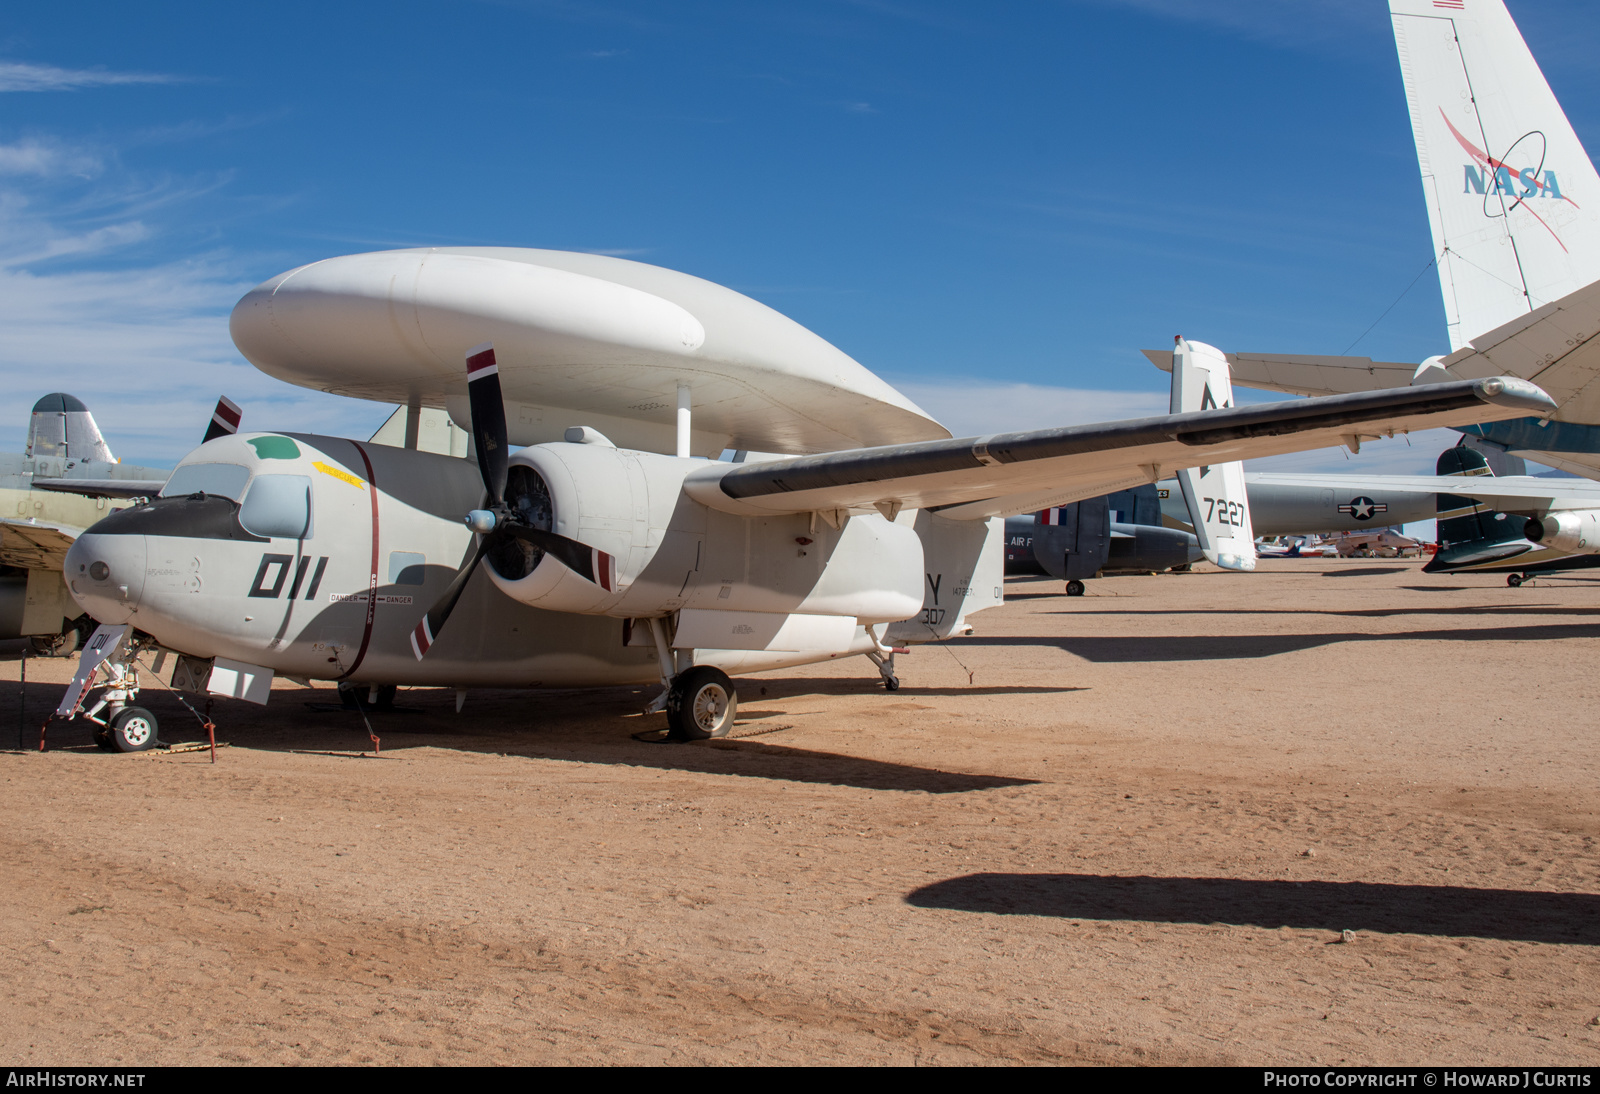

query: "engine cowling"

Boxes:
[484, 442, 688, 615]
[482, 442, 925, 627]
[1527, 509, 1600, 554]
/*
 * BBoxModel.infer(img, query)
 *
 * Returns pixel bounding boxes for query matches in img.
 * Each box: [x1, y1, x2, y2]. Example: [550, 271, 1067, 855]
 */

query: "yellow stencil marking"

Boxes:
[314, 461, 366, 489]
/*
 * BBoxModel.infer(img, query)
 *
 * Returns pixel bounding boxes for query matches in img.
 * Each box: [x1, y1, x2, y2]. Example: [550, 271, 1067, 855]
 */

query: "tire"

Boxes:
[883, 675, 901, 692]
[92, 724, 116, 752]
[1065, 580, 1085, 597]
[108, 707, 159, 753]
[29, 627, 80, 658]
[1507, 573, 1524, 587]
[666, 666, 738, 741]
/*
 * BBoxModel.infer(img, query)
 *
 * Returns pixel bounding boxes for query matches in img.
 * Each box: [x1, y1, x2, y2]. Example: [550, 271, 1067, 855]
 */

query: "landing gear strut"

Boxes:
[54, 624, 162, 753]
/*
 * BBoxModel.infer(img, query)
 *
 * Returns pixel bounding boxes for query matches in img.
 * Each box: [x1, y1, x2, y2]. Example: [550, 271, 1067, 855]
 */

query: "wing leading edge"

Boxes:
[683, 376, 1554, 520]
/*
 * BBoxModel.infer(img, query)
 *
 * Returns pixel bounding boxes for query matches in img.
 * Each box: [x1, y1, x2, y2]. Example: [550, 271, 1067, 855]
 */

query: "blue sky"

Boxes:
[2, 0, 1598, 479]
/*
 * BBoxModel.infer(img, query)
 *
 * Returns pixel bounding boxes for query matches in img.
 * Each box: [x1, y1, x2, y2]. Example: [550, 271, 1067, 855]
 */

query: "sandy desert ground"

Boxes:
[2, 557, 1597, 1066]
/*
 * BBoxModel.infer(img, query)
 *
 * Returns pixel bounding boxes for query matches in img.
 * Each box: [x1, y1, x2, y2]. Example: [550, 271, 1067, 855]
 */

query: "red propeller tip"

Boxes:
[466, 343, 498, 378]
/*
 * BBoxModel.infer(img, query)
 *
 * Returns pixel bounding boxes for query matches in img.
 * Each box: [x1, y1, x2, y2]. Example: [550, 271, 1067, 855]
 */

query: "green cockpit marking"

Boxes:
[247, 436, 302, 460]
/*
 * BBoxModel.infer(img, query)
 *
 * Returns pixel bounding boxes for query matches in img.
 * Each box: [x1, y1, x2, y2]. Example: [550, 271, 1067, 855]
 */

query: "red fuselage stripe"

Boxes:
[339, 441, 381, 680]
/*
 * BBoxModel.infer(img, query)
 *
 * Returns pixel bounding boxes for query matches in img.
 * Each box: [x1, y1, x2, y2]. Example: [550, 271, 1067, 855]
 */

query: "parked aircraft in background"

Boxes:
[53, 245, 1547, 750]
[0, 395, 233, 654]
[1146, 0, 1600, 481]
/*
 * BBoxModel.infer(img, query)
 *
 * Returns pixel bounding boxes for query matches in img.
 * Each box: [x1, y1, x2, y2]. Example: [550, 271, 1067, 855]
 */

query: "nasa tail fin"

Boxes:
[1391, 0, 1600, 350]
[1425, 441, 1530, 571]
[1170, 338, 1257, 572]
[26, 393, 115, 463]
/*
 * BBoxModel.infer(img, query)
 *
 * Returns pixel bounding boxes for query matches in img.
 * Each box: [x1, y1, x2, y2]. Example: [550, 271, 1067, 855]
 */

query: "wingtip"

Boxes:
[1476, 376, 1557, 413]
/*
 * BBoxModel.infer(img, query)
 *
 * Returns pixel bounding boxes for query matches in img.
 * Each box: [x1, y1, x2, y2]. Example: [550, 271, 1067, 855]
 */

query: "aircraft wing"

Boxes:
[684, 378, 1554, 520]
[1245, 472, 1600, 516]
[1143, 349, 1417, 397]
[31, 477, 167, 500]
[1145, 279, 1600, 420]
[0, 517, 82, 571]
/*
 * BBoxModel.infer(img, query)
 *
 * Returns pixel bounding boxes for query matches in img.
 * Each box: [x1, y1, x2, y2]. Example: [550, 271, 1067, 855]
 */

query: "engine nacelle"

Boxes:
[485, 442, 690, 615]
[484, 442, 925, 628]
[1528, 509, 1600, 554]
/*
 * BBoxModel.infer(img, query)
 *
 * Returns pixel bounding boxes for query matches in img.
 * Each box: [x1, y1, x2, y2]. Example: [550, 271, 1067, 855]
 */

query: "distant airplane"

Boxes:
[0, 394, 207, 654]
[1146, 0, 1600, 481]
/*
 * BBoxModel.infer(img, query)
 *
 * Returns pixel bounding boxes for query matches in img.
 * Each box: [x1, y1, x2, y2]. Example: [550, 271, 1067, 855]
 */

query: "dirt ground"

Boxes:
[2, 557, 1598, 1066]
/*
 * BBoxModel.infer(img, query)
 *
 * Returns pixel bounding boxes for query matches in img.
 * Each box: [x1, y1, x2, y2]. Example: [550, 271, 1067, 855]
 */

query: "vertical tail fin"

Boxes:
[1426, 441, 1530, 571]
[26, 393, 115, 463]
[1391, 0, 1600, 349]
[1170, 338, 1257, 571]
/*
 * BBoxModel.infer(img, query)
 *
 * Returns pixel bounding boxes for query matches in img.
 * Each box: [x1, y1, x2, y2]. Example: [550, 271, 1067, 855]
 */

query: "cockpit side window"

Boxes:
[239, 474, 314, 539]
[160, 463, 251, 502]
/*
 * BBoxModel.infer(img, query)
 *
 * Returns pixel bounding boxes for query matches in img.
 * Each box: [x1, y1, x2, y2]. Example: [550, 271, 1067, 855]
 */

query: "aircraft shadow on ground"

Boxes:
[6, 680, 1037, 795]
[962, 621, 1600, 662]
[1053, 604, 1590, 620]
[904, 872, 1600, 945]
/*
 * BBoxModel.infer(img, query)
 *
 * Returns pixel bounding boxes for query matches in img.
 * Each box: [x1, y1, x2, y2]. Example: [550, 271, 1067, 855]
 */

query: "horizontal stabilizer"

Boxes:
[1143, 349, 1418, 398]
[31, 478, 167, 500]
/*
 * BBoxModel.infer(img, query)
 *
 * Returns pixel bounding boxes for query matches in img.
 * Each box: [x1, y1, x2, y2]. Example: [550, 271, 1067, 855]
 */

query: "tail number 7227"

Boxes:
[1203, 497, 1245, 528]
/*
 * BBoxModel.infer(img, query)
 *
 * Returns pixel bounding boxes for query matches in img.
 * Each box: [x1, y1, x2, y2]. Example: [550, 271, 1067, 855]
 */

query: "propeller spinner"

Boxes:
[410, 343, 618, 660]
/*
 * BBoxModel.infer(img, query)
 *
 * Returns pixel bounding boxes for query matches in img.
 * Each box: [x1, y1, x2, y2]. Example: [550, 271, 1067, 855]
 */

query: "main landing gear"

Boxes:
[1065, 579, 1086, 596]
[644, 618, 739, 741]
[1507, 573, 1528, 587]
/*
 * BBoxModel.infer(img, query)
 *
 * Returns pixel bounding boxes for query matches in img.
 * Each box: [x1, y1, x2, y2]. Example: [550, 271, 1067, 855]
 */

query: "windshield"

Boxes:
[160, 462, 251, 501]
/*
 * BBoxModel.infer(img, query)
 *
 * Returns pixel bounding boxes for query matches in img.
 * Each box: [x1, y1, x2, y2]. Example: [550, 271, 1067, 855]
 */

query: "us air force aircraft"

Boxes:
[0, 395, 237, 654]
[1148, 0, 1600, 482]
[51, 242, 1550, 751]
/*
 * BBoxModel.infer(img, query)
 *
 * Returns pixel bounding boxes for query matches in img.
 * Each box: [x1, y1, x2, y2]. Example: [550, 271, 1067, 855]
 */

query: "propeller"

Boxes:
[202, 395, 242, 443]
[410, 343, 618, 660]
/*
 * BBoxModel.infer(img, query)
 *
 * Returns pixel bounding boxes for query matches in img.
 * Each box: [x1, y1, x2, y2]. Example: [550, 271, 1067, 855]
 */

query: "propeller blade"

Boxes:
[503, 524, 618, 592]
[202, 395, 242, 444]
[410, 537, 490, 660]
[465, 343, 508, 507]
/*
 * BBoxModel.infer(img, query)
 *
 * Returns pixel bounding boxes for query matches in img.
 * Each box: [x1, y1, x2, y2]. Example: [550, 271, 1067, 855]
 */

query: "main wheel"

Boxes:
[1507, 572, 1525, 587]
[666, 666, 738, 741]
[92, 724, 115, 752]
[30, 627, 80, 658]
[1065, 580, 1085, 596]
[108, 707, 159, 753]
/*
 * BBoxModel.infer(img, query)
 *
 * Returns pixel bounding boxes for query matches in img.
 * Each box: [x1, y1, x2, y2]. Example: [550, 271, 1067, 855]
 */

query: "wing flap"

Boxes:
[0, 518, 82, 571]
[684, 377, 1554, 519]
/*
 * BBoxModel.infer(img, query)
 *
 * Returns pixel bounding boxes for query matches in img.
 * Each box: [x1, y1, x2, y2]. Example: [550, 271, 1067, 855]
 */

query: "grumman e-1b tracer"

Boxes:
[54, 245, 1553, 750]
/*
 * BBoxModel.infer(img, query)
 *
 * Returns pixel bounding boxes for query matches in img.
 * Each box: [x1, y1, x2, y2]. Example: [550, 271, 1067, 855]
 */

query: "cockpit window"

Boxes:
[240, 474, 314, 539]
[160, 462, 251, 501]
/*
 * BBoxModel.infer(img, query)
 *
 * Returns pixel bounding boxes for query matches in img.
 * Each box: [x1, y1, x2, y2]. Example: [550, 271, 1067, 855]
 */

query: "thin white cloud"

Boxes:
[0, 138, 102, 178]
[0, 61, 181, 93]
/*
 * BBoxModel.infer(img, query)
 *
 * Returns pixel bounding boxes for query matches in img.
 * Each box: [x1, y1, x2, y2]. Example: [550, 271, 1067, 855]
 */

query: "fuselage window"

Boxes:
[160, 462, 251, 502]
[388, 551, 426, 585]
[240, 475, 314, 539]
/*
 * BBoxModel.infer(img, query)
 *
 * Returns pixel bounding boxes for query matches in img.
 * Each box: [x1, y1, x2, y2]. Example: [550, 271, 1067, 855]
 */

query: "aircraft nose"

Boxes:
[64, 532, 147, 625]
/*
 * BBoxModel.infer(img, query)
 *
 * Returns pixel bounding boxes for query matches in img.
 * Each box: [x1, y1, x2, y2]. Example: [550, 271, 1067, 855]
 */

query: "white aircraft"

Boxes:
[50, 242, 1549, 752]
[1147, 0, 1600, 481]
